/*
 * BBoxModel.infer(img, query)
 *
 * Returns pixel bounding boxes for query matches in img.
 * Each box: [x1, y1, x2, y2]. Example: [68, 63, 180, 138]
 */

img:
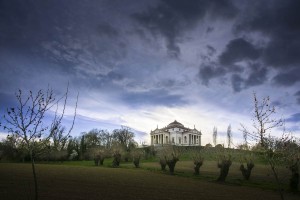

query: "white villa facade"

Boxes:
[150, 120, 202, 146]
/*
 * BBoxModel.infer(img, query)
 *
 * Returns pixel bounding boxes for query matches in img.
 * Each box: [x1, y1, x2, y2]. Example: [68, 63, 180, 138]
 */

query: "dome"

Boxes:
[167, 120, 184, 128]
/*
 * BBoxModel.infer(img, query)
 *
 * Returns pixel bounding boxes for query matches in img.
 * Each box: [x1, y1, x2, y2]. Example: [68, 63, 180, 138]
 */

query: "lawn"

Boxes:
[0, 162, 299, 200]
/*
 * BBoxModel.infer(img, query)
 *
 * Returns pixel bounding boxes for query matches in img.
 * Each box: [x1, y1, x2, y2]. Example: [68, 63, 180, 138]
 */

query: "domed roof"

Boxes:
[167, 120, 184, 128]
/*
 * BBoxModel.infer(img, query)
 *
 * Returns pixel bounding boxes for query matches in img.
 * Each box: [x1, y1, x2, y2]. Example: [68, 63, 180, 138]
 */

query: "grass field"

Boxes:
[0, 161, 299, 200]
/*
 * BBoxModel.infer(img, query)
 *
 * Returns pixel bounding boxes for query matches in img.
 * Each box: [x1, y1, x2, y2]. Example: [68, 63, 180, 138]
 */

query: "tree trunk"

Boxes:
[133, 157, 140, 168]
[289, 161, 299, 192]
[269, 162, 285, 200]
[30, 150, 38, 200]
[159, 159, 167, 171]
[166, 157, 178, 175]
[99, 157, 105, 165]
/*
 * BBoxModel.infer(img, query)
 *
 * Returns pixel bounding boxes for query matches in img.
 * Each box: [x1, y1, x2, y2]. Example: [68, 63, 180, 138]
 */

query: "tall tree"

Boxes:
[227, 124, 232, 148]
[112, 126, 135, 151]
[99, 129, 113, 148]
[213, 126, 217, 147]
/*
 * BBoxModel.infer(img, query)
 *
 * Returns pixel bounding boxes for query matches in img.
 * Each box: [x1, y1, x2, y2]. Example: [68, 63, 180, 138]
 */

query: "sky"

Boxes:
[0, 0, 300, 146]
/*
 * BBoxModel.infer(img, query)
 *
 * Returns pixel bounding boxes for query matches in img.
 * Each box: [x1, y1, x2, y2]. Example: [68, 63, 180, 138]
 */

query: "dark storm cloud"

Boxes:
[236, 0, 300, 86]
[197, 0, 300, 91]
[121, 89, 187, 107]
[0, 0, 128, 93]
[0, 93, 17, 110]
[96, 22, 119, 38]
[219, 38, 261, 66]
[231, 74, 243, 92]
[245, 63, 268, 87]
[228, 63, 267, 92]
[132, 0, 238, 58]
[199, 38, 265, 91]
[198, 63, 226, 86]
[272, 68, 300, 86]
[286, 113, 300, 123]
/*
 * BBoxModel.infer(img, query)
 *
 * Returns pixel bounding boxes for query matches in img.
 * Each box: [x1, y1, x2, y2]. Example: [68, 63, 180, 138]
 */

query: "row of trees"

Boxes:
[0, 127, 138, 162]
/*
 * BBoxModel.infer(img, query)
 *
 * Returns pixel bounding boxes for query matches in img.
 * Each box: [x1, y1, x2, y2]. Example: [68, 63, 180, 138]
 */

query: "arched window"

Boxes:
[179, 137, 181, 144]
[166, 136, 169, 143]
[184, 136, 187, 143]
[172, 137, 175, 144]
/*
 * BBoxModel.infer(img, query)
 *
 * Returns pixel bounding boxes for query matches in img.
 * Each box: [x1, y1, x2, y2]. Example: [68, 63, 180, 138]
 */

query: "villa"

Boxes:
[150, 120, 202, 146]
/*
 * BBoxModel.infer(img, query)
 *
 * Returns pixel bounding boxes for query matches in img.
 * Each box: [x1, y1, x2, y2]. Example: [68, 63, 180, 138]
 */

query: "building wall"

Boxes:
[151, 129, 201, 146]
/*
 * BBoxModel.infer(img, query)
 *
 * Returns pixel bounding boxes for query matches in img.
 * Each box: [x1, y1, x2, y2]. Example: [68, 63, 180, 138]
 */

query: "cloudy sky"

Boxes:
[1, 0, 300, 145]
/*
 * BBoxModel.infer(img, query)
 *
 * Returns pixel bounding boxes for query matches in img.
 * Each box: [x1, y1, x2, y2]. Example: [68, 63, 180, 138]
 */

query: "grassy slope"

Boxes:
[0, 163, 299, 200]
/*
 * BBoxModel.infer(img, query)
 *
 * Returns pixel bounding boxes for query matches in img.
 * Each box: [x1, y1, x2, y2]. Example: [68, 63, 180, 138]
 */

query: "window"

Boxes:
[166, 136, 169, 143]
[184, 136, 187, 143]
[179, 137, 181, 144]
[172, 137, 175, 143]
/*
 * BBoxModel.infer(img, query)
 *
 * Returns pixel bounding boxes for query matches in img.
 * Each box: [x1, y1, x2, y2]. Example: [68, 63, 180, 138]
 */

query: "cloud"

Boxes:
[286, 113, 300, 122]
[96, 22, 119, 38]
[198, 63, 225, 85]
[231, 74, 244, 92]
[219, 38, 261, 66]
[244, 63, 268, 87]
[272, 68, 300, 86]
[121, 89, 188, 108]
[132, 0, 238, 58]
[294, 91, 300, 105]
[235, 0, 300, 86]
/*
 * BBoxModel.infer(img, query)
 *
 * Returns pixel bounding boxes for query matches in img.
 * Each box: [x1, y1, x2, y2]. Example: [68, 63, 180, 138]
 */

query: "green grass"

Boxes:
[1, 163, 299, 200]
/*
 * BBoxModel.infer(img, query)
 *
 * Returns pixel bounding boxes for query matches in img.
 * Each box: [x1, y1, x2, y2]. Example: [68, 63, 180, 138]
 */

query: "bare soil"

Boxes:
[0, 163, 298, 200]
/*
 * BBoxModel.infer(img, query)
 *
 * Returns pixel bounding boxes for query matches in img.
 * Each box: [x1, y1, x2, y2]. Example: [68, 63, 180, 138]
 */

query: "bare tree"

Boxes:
[241, 93, 288, 200]
[0, 87, 78, 200]
[227, 124, 232, 148]
[241, 92, 283, 148]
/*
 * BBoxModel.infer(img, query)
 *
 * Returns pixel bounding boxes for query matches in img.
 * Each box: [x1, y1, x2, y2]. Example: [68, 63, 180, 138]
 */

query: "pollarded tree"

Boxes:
[0, 87, 78, 200]
[239, 155, 255, 180]
[190, 147, 204, 175]
[131, 148, 144, 168]
[159, 145, 181, 175]
[217, 154, 232, 182]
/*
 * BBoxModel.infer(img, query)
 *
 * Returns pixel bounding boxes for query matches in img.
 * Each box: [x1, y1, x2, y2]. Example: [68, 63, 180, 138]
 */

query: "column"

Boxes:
[159, 134, 161, 144]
